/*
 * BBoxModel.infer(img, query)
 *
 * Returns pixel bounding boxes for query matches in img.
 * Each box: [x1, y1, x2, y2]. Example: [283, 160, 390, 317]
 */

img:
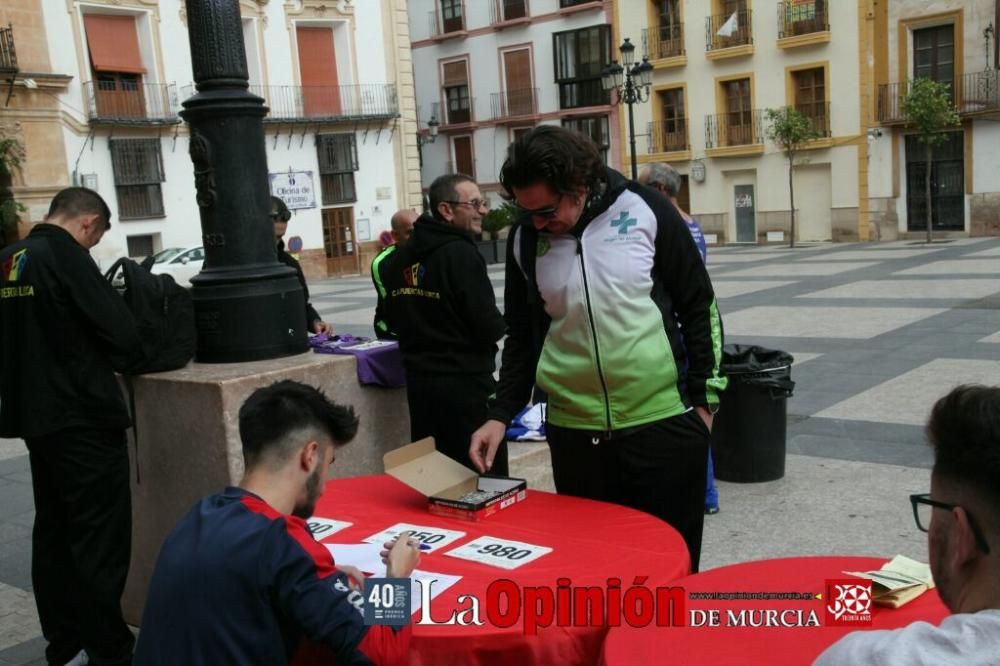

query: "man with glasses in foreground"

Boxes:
[470, 126, 725, 572]
[816, 384, 1000, 664]
[378, 174, 508, 472]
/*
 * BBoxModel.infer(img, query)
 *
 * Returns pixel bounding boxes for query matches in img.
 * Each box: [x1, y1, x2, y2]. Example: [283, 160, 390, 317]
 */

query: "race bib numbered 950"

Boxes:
[446, 537, 552, 570]
[363, 523, 466, 553]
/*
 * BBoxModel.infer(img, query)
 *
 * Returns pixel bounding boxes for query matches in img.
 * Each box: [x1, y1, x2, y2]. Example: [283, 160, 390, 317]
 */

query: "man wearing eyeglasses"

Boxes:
[378, 174, 508, 473]
[470, 125, 726, 572]
[271, 196, 332, 335]
[816, 384, 1000, 665]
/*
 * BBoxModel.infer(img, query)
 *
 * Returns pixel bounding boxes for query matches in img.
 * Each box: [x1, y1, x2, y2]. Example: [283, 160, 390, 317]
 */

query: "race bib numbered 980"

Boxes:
[445, 537, 552, 570]
[306, 517, 353, 540]
[363, 523, 466, 553]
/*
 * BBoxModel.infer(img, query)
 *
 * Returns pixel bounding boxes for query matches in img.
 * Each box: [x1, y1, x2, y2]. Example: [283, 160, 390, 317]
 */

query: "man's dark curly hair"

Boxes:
[499, 125, 605, 200]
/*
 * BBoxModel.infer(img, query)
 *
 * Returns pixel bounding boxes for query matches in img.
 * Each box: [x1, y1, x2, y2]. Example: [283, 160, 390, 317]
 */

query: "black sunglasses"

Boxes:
[514, 194, 563, 220]
[910, 493, 991, 554]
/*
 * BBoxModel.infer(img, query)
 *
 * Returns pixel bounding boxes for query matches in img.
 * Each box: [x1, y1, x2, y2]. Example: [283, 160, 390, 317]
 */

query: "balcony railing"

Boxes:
[648, 119, 689, 153]
[251, 84, 399, 122]
[795, 101, 831, 137]
[428, 10, 465, 38]
[706, 9, 753, 51]
[877, 71, 1000, 124]
[490, 0, 528, 24]
[491, 88, 538, 121]
[0, 24, 17, 74]
[643, 24, 685, 60]
[705, 109, 765, 149]
[84, 81, 180, 124]
[432, 100, 476, 127]
[777, 0, 828, 39]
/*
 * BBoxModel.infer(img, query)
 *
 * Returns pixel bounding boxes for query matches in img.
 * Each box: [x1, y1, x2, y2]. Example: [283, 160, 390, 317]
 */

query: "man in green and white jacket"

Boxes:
[470, 126, 726, 571]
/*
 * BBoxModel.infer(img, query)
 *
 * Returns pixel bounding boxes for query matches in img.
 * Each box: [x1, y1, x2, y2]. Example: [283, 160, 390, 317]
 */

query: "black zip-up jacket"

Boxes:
[379, 213, 505, 376]
[276, 240, 322, 331]
[0, 224, 143, 438]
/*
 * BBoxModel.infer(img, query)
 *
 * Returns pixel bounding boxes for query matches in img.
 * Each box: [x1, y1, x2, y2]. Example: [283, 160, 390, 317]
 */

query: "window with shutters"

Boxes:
[126, 234, 157, 259]
[561, 116, 609, 163]
[109, 138, 165, 219]
[791, 66, 828, 136]
[553, 26, 611, 109]
[441, 0, 464, 33]
[317, 134, 358, 205]
[441, 59, 471, 124]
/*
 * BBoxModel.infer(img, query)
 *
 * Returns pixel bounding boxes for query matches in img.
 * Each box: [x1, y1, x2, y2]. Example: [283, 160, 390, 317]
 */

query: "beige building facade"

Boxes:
[868, 0, 1000, 239]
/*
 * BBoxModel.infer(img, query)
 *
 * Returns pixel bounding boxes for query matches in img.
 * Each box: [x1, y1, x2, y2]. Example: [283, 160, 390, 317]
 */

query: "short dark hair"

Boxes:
[428, 174, 474, 218]
[47, 187, 112, 230]
[270, 196, 291, 223]
[499, 125, 605, 199]
[238, 380, 359, 469]
[927, 384, 1000, 529]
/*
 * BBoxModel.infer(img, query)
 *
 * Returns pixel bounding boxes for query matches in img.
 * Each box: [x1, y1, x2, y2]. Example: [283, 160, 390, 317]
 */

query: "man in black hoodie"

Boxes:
[0, 187, 142, 665]
[379, 174, 508, 474]
[271, 196, 332, 335]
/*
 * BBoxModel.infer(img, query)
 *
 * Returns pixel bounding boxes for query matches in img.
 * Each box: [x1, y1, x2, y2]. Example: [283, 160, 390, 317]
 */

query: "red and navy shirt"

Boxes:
[135, 487, 409, 665]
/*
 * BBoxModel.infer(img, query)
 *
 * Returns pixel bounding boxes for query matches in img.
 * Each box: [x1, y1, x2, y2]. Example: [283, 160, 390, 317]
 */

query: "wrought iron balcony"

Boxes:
[648, 119, 689, 153]
[490, 88, 538, 122]
[0, 24, 16, 74]
[84, 81, 180, 125]
[777, 0, 828, 39]
[706, 9, 753, 51]
[490, 0, 528, 25]
[427, 10, 466, 40]
[795, 101, 831, 138]
[643, 24, 685, 60]
[431, 100, 476, 128]
[705, 109, 765, 149]
[252, 84, 399, 123]
[877, 72, 1000, 125]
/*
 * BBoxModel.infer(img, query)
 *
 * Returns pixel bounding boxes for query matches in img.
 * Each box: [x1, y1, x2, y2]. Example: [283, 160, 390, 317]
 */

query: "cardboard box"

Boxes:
[384, 438, 527, 521]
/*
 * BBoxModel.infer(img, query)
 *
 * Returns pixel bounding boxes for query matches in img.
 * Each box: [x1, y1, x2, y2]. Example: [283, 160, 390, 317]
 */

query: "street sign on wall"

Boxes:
[269, 171, 317, 210]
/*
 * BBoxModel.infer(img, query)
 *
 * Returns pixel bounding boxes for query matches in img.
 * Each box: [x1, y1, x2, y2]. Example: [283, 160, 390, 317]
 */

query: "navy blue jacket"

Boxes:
[135, 487, 409, 665]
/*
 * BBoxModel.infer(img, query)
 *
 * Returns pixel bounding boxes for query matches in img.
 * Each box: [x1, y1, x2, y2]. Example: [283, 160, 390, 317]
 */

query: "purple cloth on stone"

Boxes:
[308, 334, 406, 388]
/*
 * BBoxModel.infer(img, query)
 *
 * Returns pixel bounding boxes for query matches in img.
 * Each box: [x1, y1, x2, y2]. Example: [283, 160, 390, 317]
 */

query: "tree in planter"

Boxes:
[0, 136, 27, 247]
[900, 77, 960, 244]
[480, 202, 518, 239]
[765, 106, 819, 249]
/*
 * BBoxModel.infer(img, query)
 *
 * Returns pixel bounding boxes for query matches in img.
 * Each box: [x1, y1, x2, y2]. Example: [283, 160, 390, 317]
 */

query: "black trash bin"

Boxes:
[710, 345, 795, 482]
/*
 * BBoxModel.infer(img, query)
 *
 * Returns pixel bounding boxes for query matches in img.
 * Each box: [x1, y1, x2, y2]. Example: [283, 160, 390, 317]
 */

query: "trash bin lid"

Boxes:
[721, 344, 795, 374]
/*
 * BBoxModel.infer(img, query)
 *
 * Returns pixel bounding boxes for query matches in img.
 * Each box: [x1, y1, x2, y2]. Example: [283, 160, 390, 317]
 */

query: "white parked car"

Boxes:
[149, 246, 205, 287]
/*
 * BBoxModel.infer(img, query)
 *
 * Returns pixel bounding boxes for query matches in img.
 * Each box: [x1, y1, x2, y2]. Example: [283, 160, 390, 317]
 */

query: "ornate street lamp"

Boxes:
[180, 0, 307, 362]
[602, 37, 653, 180]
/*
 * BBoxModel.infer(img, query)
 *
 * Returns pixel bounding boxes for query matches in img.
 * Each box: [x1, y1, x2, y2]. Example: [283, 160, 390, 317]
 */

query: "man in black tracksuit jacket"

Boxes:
[379, 174, 508, 474]
[0, 188, 143, 665]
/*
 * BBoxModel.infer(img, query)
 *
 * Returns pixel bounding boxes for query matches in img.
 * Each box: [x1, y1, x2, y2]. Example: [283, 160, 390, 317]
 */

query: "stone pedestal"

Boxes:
[121, 352, 410, 624]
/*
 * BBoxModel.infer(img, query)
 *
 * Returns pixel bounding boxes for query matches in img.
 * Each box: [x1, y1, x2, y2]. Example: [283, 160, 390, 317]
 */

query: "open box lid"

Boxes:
[383, 438, 478, 499]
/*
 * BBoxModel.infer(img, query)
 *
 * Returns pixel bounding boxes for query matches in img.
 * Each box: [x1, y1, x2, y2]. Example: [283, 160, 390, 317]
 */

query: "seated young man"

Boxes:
[134, 380, 420, 665]
[816, 384, 1000, 665]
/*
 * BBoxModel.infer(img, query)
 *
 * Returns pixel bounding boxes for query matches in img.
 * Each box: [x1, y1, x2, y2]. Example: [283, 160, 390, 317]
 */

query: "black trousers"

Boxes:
[25, 429, 135, 666]
[547, 410, 709, 572]
[406, 373, 509, 476]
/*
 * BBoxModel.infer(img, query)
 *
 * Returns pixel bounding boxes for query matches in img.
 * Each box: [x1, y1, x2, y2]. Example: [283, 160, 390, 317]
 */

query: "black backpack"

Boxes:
[105, 257, 196, 374]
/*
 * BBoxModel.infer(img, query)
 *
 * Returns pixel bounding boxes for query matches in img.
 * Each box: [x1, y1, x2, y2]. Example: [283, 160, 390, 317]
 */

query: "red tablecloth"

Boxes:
[600, 556, 950, 666]
[312, 474, 691, 666]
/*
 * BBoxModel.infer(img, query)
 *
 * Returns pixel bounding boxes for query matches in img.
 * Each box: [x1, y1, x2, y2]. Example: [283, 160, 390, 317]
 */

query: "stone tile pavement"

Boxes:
[0, 237, 997, 662]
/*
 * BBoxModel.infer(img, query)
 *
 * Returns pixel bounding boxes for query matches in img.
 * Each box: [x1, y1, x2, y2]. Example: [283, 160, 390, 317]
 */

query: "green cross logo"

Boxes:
[610, 211, 638, 235]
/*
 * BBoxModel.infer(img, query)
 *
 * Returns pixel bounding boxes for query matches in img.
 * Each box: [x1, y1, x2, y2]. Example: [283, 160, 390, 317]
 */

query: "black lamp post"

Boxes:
[416, 114, 440, 168]
[601, 38, 654, 181]
[180, 0, 307, 362]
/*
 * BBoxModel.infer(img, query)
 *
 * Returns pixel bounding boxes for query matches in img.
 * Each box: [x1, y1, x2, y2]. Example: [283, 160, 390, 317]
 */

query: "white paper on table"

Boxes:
[362, 523, 467, 553]
[410, 570, 462, 617]
[446, 536, 552, 570]
[306, 517, 353, 540]
[325, 543, 386, 577]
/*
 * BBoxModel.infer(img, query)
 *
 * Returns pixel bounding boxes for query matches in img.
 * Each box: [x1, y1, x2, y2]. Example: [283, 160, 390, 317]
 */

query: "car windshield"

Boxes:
[150, 248, 186, 264]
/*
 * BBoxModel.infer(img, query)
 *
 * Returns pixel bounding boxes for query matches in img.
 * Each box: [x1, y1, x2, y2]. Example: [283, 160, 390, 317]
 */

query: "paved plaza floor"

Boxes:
[0, 237, 997, 663]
